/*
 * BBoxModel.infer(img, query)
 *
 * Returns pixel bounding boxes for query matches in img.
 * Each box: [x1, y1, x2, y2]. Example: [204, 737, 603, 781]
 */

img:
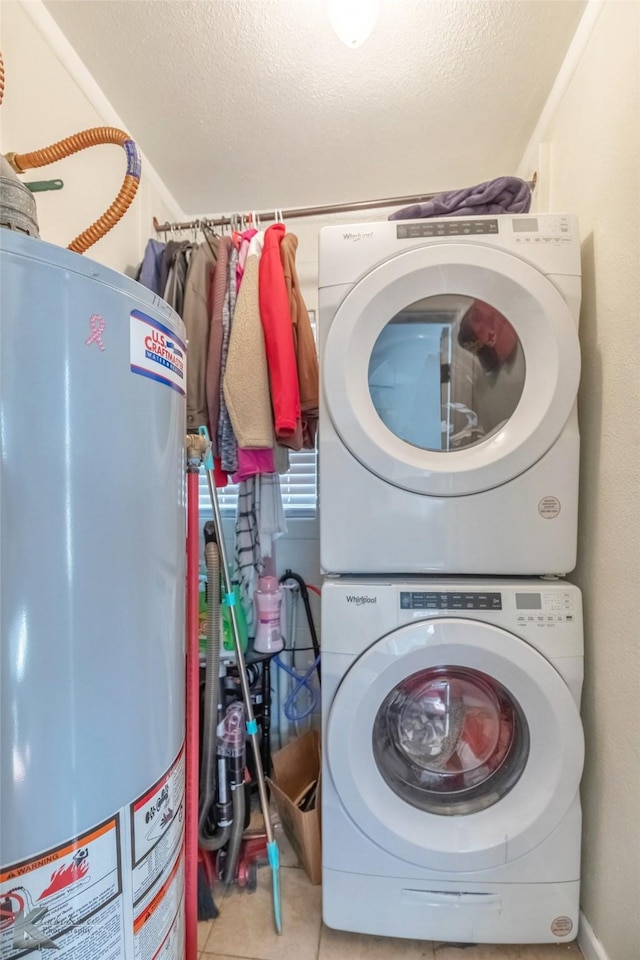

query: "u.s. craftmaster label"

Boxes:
[130, 310, 186, 396]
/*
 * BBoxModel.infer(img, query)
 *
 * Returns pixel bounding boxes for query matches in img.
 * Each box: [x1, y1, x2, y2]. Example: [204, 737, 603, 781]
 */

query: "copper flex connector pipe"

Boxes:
[5, 127, 141, 253]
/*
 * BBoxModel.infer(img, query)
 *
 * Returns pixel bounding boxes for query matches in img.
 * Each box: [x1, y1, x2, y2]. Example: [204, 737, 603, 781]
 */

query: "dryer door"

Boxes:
[323, 244, 580, 496]
[326, 618, 584, 872]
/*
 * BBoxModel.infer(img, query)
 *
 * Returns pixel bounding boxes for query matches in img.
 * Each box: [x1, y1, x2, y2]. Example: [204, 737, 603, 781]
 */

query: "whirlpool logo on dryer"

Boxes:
[342, 231, 374, 242]
[346, 595, 378, 606]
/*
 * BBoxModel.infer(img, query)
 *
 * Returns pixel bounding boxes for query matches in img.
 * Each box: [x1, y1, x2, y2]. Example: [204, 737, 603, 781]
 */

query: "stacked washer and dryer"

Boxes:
[317, 214, 585, 945]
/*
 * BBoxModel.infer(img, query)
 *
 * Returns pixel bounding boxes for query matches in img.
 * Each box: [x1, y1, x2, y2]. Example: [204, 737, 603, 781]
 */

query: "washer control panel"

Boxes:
[397, 587, 578, 630]
[400, 591, 501, 611]
[516, 589, 577, 626]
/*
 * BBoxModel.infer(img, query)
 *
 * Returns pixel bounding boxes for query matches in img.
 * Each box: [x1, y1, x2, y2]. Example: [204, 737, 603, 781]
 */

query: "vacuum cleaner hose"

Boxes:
[198, 537, 232, 851]
[222, 772, 246, 886]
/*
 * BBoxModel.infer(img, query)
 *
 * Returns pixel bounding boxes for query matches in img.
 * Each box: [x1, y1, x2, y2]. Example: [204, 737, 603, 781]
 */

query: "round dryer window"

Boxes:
[368, 296, 526, 451]
[373, 666, 529, 815]
[323, 242, 581, 496]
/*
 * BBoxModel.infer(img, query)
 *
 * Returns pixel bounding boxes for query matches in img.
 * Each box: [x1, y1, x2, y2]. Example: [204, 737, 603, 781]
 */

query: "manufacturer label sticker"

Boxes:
[551, 915, 573, 937]
[130, 310, 186, 397]
[538, 496, 561, 519]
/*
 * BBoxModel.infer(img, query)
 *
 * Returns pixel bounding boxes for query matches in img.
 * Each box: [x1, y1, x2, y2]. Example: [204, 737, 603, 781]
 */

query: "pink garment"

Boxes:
[237, 228, 258, 291]
[232, 447, 276, 483]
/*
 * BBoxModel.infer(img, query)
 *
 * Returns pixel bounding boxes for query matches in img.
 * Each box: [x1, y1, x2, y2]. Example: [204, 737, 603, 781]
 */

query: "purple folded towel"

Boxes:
[389, 176, 531, 220]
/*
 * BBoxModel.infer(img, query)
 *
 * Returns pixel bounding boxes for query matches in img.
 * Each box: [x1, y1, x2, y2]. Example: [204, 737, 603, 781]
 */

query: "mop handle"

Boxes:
[201, 454, 276, 852]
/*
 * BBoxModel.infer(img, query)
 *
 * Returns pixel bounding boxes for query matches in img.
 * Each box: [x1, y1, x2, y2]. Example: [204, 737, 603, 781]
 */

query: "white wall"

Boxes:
[520, 4, 640, 958]
[0, 0, 181, 276]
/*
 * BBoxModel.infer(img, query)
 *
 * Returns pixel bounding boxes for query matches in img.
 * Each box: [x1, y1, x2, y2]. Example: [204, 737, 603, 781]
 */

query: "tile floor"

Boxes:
[197, 813, 583, 960]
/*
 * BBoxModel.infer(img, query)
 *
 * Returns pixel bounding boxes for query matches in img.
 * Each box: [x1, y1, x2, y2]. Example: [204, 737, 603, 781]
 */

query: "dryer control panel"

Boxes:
[400, 591, 502, 611]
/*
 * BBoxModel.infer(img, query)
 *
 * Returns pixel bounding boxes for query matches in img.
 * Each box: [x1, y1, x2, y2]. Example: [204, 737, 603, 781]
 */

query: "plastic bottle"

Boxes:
[253, 576, 284, 654]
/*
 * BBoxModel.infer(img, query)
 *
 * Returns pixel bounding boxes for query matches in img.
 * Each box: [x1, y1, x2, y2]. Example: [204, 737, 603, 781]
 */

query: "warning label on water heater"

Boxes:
[130, 310, 186, 397]
[0, 816, 124, 959]
[0, 746, 185, 959]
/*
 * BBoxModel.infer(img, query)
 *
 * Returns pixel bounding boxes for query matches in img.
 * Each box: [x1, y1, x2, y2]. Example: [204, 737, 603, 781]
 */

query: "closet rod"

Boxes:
[153, 175, 537, 234]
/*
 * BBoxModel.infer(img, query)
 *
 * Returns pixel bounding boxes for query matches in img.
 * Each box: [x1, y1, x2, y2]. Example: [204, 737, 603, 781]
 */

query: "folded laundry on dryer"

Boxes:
[388, 176, 531, 220]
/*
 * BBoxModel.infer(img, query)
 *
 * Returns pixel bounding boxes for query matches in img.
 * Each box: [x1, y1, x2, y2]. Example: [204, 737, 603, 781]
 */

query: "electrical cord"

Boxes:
[274, 654, 320, 722]
[278, 570, 321, 686]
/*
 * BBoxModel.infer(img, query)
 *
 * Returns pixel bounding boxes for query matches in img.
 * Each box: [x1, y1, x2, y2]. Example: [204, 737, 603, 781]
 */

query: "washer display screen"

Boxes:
[516, 594, 542, 610]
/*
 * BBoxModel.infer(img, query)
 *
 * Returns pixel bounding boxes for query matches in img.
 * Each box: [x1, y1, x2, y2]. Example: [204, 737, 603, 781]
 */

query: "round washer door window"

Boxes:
[373, 666, 529, 816]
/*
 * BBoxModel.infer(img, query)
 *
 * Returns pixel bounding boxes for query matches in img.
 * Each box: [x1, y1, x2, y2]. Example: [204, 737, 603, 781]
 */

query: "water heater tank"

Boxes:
[0, 230, 186, 959]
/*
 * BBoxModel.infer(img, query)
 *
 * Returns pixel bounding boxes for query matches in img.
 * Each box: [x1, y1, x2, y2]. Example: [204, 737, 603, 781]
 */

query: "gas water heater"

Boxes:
[0, 229, 186, 959]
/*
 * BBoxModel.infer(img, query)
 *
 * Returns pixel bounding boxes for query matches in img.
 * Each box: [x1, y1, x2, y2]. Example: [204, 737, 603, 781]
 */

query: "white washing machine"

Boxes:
[318, 215, 582, 576]
[322, 577, 584, 945]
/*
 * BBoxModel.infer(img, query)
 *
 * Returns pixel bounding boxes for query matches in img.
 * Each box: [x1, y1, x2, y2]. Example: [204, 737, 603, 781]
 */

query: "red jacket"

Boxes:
[258, 224, 301, 439]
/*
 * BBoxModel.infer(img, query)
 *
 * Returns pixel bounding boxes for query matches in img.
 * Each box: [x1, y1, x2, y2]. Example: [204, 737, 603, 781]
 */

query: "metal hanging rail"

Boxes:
[153, 176, 537, 234]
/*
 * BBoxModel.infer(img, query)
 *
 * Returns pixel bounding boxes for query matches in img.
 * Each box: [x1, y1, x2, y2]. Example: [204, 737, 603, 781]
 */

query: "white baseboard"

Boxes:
[578, 911, 610, 960]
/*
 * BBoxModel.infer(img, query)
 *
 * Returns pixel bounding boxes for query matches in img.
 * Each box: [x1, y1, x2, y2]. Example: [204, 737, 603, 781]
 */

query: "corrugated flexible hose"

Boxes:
[0, 51, 140, 253]
[6, 127, 141, 253]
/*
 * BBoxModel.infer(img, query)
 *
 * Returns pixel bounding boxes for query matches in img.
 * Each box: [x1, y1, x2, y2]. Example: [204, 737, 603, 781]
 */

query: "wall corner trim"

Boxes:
[517, 0, 605, 178]
[17, 0, 185, 222]
[578, 910, 611, 960]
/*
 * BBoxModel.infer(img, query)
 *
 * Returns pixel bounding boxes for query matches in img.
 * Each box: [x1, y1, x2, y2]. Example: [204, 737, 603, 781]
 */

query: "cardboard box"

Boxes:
[267, 730, 322, 885]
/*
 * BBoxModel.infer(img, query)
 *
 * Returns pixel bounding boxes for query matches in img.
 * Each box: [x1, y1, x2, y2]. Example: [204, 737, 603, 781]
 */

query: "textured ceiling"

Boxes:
[43, 0, 586, 216]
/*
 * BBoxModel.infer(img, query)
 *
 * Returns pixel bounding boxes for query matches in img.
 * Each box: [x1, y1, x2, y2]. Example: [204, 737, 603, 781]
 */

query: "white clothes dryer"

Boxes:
[318, 215, 582, 576]
[322, 577, 584, 945]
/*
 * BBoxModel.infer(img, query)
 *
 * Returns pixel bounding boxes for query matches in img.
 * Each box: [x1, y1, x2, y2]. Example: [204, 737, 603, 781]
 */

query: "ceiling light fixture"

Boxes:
[328, 0, 379, 49]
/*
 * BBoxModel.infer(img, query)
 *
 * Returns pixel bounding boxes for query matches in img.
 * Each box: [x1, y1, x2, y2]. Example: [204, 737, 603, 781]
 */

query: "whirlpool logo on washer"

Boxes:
[342, 231, 374, 242]
[346, 595, 378, 606]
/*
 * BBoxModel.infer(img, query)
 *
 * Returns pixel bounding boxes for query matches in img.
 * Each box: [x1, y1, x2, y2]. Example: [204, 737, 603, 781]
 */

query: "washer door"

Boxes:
[327, 618, 584, 872]
[323, 244, 580, 496]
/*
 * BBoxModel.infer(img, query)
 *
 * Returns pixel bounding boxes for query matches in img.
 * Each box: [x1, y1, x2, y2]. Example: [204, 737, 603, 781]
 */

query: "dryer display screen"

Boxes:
[512, 218, 539, 232]
[396, 219, 499, 239]
[400, 592, 502, 610]
[515, 593, 542, 609]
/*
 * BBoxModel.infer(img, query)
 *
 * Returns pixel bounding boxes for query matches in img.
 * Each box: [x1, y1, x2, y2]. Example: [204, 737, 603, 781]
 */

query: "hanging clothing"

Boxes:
[258, 223, 302, 444]
[232, 472, 287, 633]
[206, 236, 232, 456]
[232, 448, 275, 484]
[233, 476, 262, 634]
[223, 232, 273, 448]
[218, 247, 239, 474]
[161, 241, 192, 315]
[182, 240, 218, 430]
[137, 239, 165, 295]
[236, 227, 258, 290]
[257, 473, 286, 560]
[273, 443, 290, 475]
[280, 233, 319, 448]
